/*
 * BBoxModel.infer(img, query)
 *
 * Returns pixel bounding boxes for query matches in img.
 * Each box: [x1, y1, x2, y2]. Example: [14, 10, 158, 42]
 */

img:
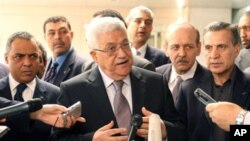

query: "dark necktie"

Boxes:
[14, 83, 27, 101]
[172, 76, 183, 104]
[44, 62, 58, 82]
[113, 80, 131, 135]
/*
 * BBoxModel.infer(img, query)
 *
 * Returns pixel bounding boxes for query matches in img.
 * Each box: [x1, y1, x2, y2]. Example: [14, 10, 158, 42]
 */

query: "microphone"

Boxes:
[0, 98, 43, 118]
[127, 114, 142, 141]
[148, 114, 162, 141]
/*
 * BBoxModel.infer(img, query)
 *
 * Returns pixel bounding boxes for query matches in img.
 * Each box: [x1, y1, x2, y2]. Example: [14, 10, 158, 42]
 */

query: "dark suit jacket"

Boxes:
[156, 62, 206, 104]
[51, 66, 186, 141]
[176, 66, 250, 141]
[0, 77, 60, 141]
[156, 62, 205, 82]
[144, 45, 170, 68]
[0, 64, 8, 79]
[44, 48, 86, 87]
[156, 63, 172, 82]
[82, 55, 155, 72]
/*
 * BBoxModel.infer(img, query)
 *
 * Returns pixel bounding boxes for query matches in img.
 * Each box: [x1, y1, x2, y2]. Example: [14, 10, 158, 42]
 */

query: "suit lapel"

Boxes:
[130, 67, 146, 115]
[54, 49, 75, 84]
[0, 77, 13, 100]
[193, 67, 214, 126]
[86, 67, 117, 125]
[163, 65, 172, 82]
[144, 45, 154, 61]
[33, 78, 48, 103]
[231, 67, 250, 108]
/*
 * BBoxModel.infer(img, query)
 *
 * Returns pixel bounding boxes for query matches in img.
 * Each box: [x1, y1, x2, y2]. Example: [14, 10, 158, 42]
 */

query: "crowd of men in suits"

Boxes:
[0, 5, 250, 141]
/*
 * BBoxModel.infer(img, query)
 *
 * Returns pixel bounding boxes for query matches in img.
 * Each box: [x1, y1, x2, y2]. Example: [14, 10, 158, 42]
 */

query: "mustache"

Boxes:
[176, 58, 189, 64]
[53, 40, 65, 46]
[116, 57, 129, 64]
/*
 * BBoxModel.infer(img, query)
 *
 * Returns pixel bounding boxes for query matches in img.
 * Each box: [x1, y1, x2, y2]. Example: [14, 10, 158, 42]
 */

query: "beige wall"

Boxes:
[0, 3, 232, 66]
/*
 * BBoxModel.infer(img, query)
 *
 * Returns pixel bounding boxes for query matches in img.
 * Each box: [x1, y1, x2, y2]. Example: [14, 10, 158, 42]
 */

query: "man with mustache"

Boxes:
[156, 22, 204, 105]
[43, 16, 87, 86]
[126, 5, 170, 67]
[236, 10, 250, 71]
[50, 17, 186, 141]
[176, 21, 250, 141]
[0, 31, 61, 141]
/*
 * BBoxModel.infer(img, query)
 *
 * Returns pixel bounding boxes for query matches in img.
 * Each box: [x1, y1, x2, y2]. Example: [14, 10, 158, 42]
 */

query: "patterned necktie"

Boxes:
[14, 83, 27, 101]
[113, 80, 131, 135]
[172, 76, 183, 104]
[44, 62, 58, 82]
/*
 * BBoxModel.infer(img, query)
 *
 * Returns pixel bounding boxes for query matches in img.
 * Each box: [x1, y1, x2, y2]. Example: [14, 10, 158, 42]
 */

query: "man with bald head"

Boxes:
[156, 22, 206, 105]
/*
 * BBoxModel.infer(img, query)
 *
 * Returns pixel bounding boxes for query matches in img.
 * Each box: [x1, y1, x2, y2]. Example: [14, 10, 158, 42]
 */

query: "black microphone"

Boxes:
[127, 114, 142, 141]
[0, 98, 43, 118]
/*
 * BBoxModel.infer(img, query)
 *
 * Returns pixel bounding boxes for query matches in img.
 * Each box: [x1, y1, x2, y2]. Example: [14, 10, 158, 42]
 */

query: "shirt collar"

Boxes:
[98, 66, 130, 88]
[131, 43, 147, 57]
[9, 73, 36, 93]
[170, 61, 198, 83]
[52, 47, 72, 71]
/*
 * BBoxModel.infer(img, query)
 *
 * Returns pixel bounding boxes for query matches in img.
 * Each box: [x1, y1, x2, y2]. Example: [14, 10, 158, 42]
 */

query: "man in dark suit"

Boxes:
[126, 5, 170, 67]
[0, 31, 60, 141]
[51, 17, 185, 141]
[82, 9, 155, 72]
[176, 21, 250, 141]
[0, 63, 8, 79]
[156, 22, 203, 105]
[43, 16, 87, 86]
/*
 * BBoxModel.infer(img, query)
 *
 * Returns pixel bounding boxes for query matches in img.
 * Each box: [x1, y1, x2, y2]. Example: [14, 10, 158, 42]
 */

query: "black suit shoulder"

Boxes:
[156, 64, 171, 74]
[145, 46, 170, 67]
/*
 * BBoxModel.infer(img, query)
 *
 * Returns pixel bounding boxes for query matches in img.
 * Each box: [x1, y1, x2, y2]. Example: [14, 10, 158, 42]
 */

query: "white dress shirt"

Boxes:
[169, 61, 197, 93]
[98, 67, 133, 113]
[131, 43, 147, 58]
[9, 74, 36, 101]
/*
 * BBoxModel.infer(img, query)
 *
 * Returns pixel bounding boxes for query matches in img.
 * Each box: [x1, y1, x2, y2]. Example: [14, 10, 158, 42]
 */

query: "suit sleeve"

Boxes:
[50, 83, 94, 141]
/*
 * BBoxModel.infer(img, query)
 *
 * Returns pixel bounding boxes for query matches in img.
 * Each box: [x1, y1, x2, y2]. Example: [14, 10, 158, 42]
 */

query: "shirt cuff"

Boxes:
[243, 112, 250, 124]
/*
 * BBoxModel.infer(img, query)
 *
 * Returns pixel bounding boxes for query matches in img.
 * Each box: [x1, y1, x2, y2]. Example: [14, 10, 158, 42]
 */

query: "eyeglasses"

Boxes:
[93, 42, 132, 56]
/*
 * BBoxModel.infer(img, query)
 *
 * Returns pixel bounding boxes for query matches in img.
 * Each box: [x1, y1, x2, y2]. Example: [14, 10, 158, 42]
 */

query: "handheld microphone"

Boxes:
[0, 98, 43, 118]
[148, 114, 162, 141]
[127, 114, 142, 141]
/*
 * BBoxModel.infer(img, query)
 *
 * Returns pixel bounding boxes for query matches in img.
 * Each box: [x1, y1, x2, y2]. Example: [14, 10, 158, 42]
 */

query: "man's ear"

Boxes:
[4, 53, 9, 64]
[90, 50, 98, 63]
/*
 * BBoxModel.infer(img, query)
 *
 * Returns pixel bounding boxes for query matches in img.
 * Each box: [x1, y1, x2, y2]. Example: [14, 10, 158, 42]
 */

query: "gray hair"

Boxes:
[6, 31, 36, 53]
[203, 21, 240, 46]
[126, 5, 154, 23]
[86, 17, 127, 49]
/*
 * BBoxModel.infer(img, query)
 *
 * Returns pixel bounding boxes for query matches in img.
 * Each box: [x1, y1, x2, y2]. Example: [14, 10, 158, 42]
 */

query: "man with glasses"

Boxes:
[236, 10, 250, 71]
[50, 17, 185, 141]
